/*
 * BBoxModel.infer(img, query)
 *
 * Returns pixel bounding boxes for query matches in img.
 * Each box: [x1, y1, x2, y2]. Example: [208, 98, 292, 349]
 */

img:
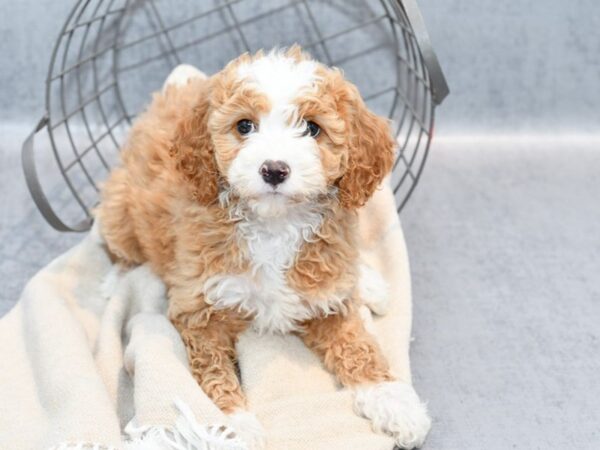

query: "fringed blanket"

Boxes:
[0, 182, 416, 450]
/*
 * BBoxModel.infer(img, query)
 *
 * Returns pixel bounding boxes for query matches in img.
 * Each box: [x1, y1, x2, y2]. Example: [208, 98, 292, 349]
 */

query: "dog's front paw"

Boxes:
[354, 381, 431, 449]
[228, 410, 266, 450]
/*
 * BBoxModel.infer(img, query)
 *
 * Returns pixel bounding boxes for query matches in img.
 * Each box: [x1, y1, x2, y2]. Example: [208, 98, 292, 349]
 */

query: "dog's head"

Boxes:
[171, 46, 395, 214]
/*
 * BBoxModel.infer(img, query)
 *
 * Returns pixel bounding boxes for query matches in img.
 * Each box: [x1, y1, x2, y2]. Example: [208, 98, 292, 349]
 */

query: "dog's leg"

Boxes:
[299, 306, 431, 449]
[170, 305, 265, 449]
[300, 305, 393, 386]
[171, 307, 248, 412]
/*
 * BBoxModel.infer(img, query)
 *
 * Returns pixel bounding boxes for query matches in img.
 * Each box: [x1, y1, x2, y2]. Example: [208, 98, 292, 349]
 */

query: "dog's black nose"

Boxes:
[259, 160, 290, 186]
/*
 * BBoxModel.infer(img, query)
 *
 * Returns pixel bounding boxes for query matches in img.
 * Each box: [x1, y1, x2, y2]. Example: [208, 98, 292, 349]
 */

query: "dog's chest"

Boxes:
[240, 212, 320, 333]
[203, 209, 323, 334]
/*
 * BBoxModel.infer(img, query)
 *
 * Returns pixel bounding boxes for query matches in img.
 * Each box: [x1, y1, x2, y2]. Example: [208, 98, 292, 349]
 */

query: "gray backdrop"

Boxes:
[1, 1, 599, 450]
[1, 0, 600, 133]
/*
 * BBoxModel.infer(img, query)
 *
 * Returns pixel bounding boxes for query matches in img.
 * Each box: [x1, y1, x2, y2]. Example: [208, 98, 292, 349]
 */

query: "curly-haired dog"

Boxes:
[97, 47, 430, 449]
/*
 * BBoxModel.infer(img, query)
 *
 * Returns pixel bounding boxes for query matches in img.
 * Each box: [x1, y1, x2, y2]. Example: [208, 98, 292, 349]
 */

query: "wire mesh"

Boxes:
[39, 0, 437, 231]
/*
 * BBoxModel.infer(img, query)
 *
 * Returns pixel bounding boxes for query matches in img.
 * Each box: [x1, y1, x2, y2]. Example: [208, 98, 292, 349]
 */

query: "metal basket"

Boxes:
[22, 0, 448, 232]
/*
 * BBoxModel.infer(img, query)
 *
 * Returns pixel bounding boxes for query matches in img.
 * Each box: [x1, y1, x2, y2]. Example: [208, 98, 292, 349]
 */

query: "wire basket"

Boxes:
[22, 0, 448, 232]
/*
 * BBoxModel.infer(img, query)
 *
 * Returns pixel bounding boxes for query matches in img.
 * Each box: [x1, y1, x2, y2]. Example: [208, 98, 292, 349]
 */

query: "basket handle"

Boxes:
[399, 0, 449, 105]
[22, 116, 93, 232]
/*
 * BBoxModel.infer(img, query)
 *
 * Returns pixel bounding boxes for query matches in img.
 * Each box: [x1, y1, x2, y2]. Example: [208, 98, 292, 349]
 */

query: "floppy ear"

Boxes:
[338, 85, 396, 209]
[169, 81, 220, 205]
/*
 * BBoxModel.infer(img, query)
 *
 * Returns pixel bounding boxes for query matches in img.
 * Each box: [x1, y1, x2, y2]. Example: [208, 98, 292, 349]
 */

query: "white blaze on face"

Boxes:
[227, 52, 327, 210]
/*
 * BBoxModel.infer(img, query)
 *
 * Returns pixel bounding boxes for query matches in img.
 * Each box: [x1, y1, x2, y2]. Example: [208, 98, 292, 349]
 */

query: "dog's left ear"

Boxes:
[338, 84, 396, 209]
[169, 80, 220, 205]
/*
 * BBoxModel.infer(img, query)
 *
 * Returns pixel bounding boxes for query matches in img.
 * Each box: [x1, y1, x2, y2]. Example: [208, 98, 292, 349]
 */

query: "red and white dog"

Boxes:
[98, 46, 430, 449]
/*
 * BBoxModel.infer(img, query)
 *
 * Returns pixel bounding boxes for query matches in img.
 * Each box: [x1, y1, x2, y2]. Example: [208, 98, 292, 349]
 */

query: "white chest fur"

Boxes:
[203, 204, 327, 334]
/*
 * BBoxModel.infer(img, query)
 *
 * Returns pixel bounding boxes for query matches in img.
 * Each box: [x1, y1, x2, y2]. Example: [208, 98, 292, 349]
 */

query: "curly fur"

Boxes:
[97, 47, 402, 428]
[354, 381, 431, 449]
[169, 86, 220, 205]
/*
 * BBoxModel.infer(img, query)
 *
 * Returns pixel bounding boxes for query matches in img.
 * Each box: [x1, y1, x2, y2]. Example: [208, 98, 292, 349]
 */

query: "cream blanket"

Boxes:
[0, 184, 416, 450]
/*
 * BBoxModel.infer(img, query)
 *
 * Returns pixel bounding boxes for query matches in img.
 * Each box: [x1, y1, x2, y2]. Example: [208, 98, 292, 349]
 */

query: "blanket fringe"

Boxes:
[124, 399, 247, 450]
[50, 400, 247, 450]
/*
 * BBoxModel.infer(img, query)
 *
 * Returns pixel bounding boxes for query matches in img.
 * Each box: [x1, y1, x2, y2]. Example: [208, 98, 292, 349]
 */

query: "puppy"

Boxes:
[97, 46, 430, 449]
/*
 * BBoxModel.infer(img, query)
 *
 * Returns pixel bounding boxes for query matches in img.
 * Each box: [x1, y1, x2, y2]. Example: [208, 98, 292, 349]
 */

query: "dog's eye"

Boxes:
[236, 119, 256, 136]
[304, 121, 320, 138]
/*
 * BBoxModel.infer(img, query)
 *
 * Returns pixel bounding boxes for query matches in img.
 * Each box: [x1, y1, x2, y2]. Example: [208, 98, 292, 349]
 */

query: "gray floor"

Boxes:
[403, 135, 600, 449]
[1, 126, 599, 448]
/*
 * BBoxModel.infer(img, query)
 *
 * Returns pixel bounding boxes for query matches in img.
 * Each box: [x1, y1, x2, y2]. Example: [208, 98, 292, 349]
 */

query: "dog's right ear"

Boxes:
[169, 80, 220, 205]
